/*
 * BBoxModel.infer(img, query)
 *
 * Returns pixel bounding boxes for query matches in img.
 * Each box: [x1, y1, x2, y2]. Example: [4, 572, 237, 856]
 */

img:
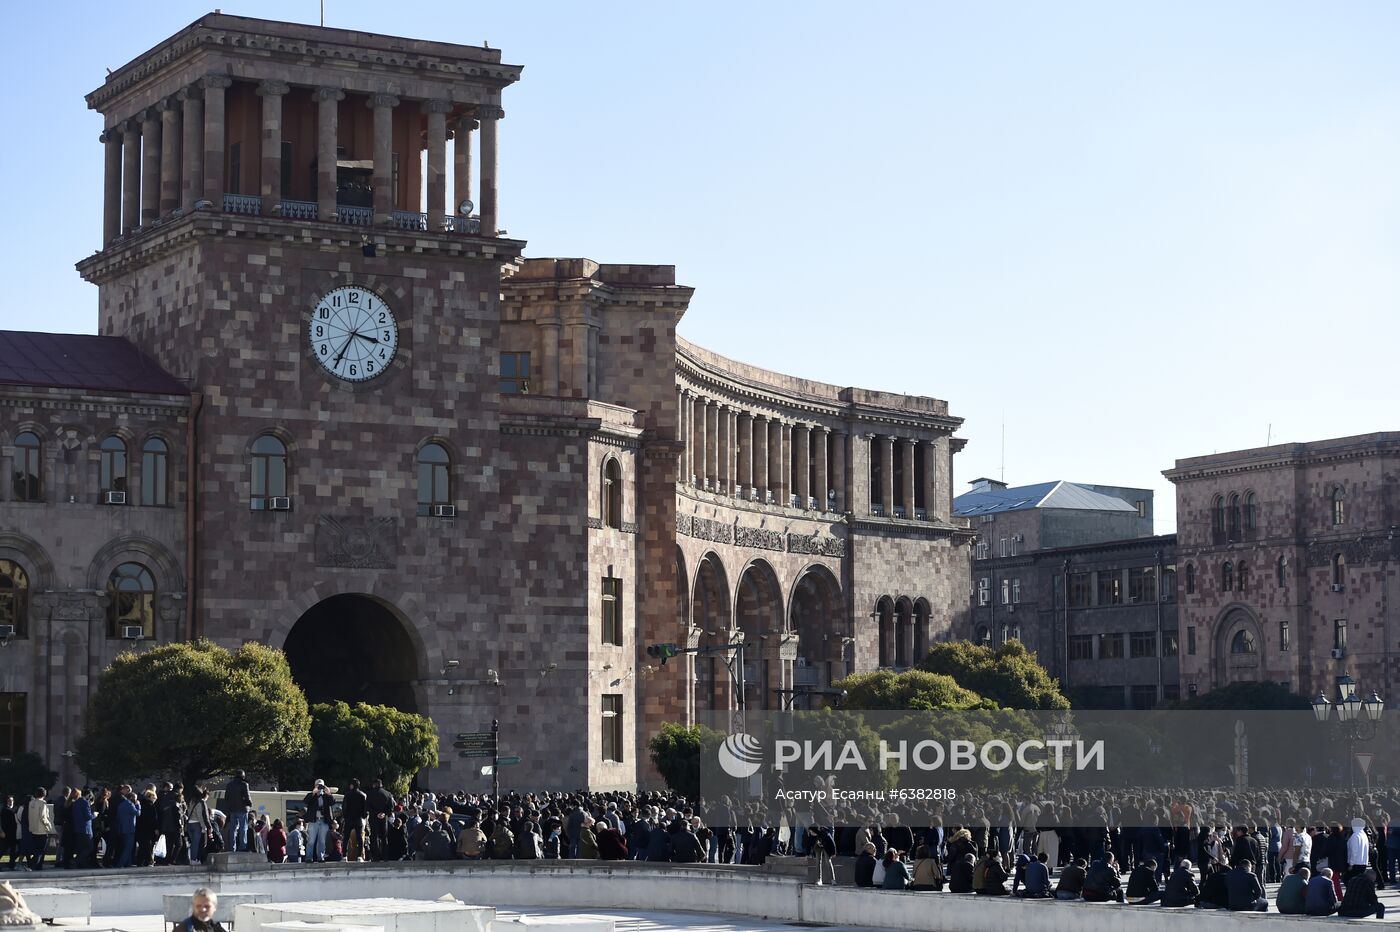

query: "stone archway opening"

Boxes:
[735, 560, 784, 710]
[790, 565, 845, 697]
[691, 554, 732, 714]
[285, 593, 420, 712]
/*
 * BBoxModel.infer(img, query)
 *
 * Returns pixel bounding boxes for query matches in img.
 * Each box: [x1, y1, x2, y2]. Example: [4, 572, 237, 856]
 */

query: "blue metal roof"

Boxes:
[954, 480, 1138, 516]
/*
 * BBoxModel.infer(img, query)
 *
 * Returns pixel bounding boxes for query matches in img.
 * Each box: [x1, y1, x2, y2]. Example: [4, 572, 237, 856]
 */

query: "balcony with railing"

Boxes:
[213, 195, 483, 236]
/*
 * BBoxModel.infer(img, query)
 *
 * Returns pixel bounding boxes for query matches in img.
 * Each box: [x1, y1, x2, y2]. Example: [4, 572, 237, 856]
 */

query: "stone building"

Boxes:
[0, 13, 971, 789]
[955, 478, 1180, 707]
[1165, 432, 1400, 702]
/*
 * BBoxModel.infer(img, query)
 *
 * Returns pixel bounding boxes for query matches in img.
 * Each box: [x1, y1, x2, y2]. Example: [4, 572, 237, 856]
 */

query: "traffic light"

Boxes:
[646, 643, 681, 664]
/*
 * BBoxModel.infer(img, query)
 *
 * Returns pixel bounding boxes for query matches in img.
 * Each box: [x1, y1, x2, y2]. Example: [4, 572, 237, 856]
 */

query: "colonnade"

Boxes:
[100, 74, 501, 245]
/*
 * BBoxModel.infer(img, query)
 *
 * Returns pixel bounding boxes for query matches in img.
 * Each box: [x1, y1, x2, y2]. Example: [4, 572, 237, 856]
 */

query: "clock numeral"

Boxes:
[368, 298, 374, 309]
[378, 312, 387, 324]
[379, 349, 387, 359]
[348, 290, 360, 304]
[382, 330, 391, 341]
[315, 326, 324, 338]
[332, 295, 342, 307]
[349, 364, 358, 377]
[318, 307, 329, 319]
[366, 360, 375, 373]
[319, 343, 328, 356]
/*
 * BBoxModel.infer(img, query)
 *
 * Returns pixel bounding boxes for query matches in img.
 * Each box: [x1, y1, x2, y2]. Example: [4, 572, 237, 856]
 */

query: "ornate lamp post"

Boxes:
[1313, 672, 1384, 789]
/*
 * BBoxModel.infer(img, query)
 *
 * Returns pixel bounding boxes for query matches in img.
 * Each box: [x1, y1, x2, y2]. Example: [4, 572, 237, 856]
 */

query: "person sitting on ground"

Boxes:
[1082, 852, 1124, 903]
[1224, 858, 1268, 912]
[1337, 867, 1386, 919]
[1275, 865, 1309, 915]
[1018, 852, 1052, 898]
[1010, 853, 1029, 895]
[1197, 862, 1229, 909]
[1055, 857, 1087, 900]
[881, 849, 911, 890]
[179, 888, 226, 932]
[324, 819, 344, 861]
[1127, 858, 1162, 903]
[854, 842, 878, 888]
[909, 844, 945, 891]
[977, 851, 1009, 895]
[948, 852, 977, 894]
[1162, 859, 1200, 907]
[1305, 866, 1340, 916]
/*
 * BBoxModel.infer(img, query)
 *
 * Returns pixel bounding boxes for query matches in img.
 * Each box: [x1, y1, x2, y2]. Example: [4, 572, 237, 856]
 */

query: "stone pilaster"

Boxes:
[795, 423, 811, 505]
[202, 75, 232, 208]
[315, 87, 344, 222]
[370, 93, 399, 225]
[832, 431, 847, 512]
[883, 436, 896, 515]
[179, 87, 203, 211]
[101, 130, 122, 244]
[257, 80, 289, 214]
[815, 426, 829, 510]
[426, 99, 453, 228]
[121, 119, 141, 234]
[453, 116, 477, 217]
[902, 438, 916, 515]
[479, 106, 502, 234]
[158, 98, 181, 214]
[140, 109, 161, 225]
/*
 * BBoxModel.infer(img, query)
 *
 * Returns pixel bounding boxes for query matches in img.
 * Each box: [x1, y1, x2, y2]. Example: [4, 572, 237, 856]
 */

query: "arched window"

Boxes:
[416, 443, 451, 516]
[975, 625, 991, 645]
[1211, 496, 1226, 535]
[100, 436, 128, 500]
[1331, 486, 1346, 526]
[1243, 492, 1257, 534]
[1227, 493, 1241, 539]
[875, 599, 894, 667]
[1221, 562, 1234, 592]
[1332, 553, 1346, 588]
[1185, 563, 1196, 595]
[602, 458, 622, 529]
[1276, 555, 1287, 587]
[141, 438, 169, 506]
[107, 562, 155, 639]
[0, 560, 29, 637]
[1230, 628, 1256, 654]
[12, 432, 41, 502]
[250, 435, 288, 510]
[1237, 562, 1250, 593]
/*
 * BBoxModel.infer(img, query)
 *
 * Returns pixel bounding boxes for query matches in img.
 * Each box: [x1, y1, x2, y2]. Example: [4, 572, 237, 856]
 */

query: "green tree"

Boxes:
[76, 639, 311, 787]
[918, 641, 1070, 710]
[648, 721, 723, 799]
[836, 669, 988, 711]
[0, 753, 57, 800]
[1166, 680, 1311, 710]
[299, 701, 439, 795]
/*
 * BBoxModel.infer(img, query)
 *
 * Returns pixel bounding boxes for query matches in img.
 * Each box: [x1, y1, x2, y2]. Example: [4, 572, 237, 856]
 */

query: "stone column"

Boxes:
[902, 439, 916, 515]
[453, 116, 477, 217]
[924, 439, 940, 520]
[738, 413, 752, 495]
[102, 130, 122, 244]
[479, 106, 501, 235]
[716, 405, 730, 495]
[370, 93, 399, 225]
[316, 87, 343, 222]
[179, 87, 203, 211]
[202, 75, 232, 208]
[772, 420, 787, 506]
[795, 424, 811, 506]
[158, 98, 181, 214]
[832, 431, 848, 512]
[677, 390, 689, 485]
[121, 120, 142, 234]
[140, 109, 161, 225]
[257, 81, 288, 214]
[708, 403, 720, 491]
[426, 99, 452, 228]
[754, 416, 770, 500]
[815, 426, 829, 511]
[883, 436, 896, 516]
[697, 399, 709, 488]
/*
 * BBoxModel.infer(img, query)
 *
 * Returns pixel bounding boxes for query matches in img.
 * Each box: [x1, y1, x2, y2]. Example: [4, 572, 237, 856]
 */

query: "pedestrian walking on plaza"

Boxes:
[223, 771, 253, 853]
[23, 787, 52, 871]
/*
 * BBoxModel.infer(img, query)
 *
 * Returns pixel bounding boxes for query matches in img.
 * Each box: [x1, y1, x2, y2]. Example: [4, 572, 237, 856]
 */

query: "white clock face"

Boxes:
[308, 286, 399, 382]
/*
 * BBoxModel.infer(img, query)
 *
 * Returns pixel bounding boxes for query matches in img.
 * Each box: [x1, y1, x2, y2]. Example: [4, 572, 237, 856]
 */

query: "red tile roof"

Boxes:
[0, 331, 188, 396]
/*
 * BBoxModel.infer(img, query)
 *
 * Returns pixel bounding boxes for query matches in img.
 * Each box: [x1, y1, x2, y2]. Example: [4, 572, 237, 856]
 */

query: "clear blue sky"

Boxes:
[3, 1, 1398, 533]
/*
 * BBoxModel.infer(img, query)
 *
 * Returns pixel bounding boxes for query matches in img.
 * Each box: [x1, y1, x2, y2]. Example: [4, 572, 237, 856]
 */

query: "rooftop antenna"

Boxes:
[1266, 423, 1272, 446]
[320, 0, 325, 26]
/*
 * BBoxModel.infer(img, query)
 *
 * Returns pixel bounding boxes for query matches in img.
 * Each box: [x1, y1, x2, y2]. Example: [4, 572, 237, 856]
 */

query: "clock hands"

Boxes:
[331, 333, 356, 370]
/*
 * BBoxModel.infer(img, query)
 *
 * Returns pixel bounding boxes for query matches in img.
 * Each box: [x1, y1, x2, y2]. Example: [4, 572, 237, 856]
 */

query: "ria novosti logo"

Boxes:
[717, 733, 764, 778]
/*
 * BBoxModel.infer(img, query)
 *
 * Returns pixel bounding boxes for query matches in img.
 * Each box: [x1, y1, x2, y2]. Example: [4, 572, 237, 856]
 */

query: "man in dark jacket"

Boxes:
[341, 779, 369, 862]
[854, 844, 878, 887]
[1305, 867, 1340, 915]
[669, 819, 704, 863]
[156, 783, 184, 865]
[1127, 859, 1162, 902]
[1055, 858, 1087, 899]
[303, 780, 336, 862]
[0, 797, 17, 868]
[1225, 860, 1267, 911]
[645, 820, 672, 862]
[1337, 868, 1386, 919]
[948, 852, 976, 893]
[365, 778, 395, 862]
[1231, 826, 1261, 873]
[1082, 854, 1124, 902]
[223, 771, 252, 853]
[1275, 865, 1309, 914]
[1162, 859, 1200, 907]
[1197, 865, 1229, 908]
[976, 855, 1009, 895]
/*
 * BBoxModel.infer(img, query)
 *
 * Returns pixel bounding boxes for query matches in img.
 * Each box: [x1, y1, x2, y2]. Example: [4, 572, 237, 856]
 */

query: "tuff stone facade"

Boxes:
[1165, 432, 1400, 702]
[0, 13, 972, 791]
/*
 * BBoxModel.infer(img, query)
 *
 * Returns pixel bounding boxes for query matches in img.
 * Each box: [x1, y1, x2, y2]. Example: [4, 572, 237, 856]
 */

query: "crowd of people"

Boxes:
[1, 774, 1396, 919]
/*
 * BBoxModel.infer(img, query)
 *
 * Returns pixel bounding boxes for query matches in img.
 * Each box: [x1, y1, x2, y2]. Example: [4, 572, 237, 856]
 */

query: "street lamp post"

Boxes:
[1312, 672, 1385, 790]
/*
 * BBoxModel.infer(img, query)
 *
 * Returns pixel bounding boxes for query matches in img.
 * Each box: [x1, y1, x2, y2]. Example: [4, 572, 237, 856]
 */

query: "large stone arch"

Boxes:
[691, 552, 732, 715]
[789, 564, 846, 696]
[734, 559, 785, 710]
[284, 591, 424, 712]
[0, 533, 57, 590]
[675, 546, 689, 629]
[85, 535, 185, 592]
[1212, 604, 1262, 688]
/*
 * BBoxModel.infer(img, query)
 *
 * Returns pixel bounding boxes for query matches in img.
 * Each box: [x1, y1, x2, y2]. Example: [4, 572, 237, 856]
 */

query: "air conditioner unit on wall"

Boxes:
[269, 496, 291, 511]
[431, 504, 456, 518]
[103, 490, 126, 505]
[1331, 647, 1347, 660]
[121, 625, 144, 640]
[0, 625, 14, 639]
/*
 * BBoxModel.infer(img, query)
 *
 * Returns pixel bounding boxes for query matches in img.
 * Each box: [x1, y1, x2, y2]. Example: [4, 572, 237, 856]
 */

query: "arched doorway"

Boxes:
[875, 596, 894, 668]
[790, 564, 845, 696]
[734, 560, 784, 709]
[691, 553, 732, 714]
[285, 593, 421, 711]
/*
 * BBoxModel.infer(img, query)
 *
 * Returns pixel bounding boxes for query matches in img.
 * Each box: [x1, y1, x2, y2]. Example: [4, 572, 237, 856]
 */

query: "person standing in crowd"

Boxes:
[1346, 817, 1371, 884]
[23, 786, 52, 871]
[157, 782, 186, 866]
[222, 771, 252, 854]
[365, 778, 395, 862]
[341, 779, 368, 862]
[185, 787, 212, 866]
[0, 796, 19, 868]
[265, 819, 287, 863]
[114, 784, 139, 868]
[303, 780, 335, 862]
[64, 788, 93, 869]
